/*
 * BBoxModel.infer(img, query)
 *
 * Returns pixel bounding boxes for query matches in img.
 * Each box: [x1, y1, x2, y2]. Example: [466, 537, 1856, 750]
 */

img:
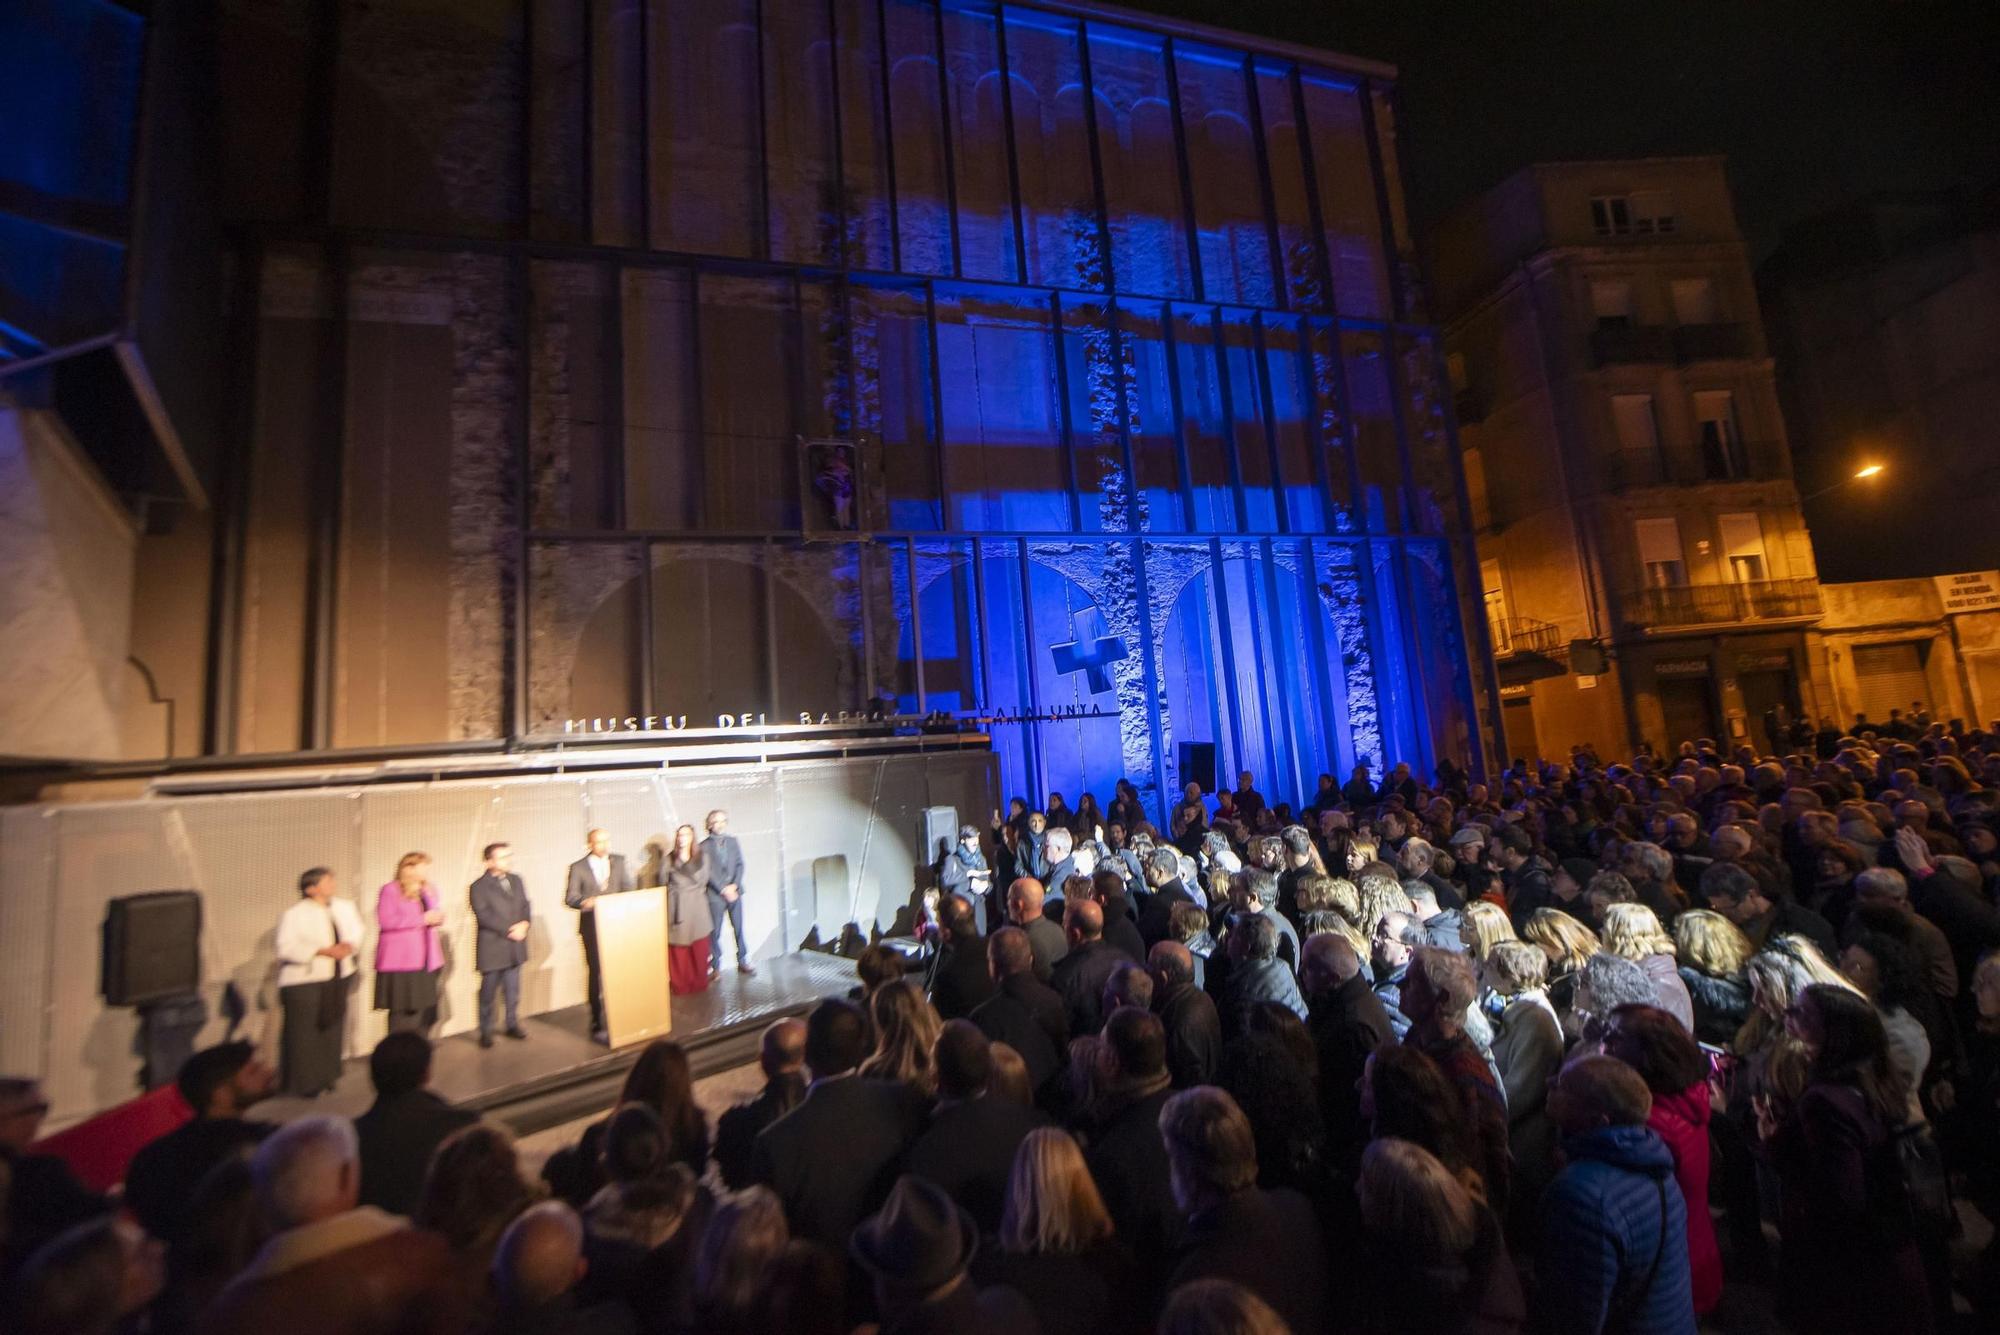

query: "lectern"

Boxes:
[596, 887, 671, 1046]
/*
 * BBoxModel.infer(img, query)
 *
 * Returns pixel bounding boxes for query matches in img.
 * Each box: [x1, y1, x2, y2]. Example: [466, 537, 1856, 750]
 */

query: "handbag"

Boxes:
[1890, 1120, 1956, 1237]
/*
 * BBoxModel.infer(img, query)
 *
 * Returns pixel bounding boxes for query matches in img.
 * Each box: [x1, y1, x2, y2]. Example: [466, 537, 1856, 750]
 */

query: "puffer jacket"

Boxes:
[1678, 966, 1751, 1047]
[1647, 1082, 1722, 1316]
[1535, 1124, 1696, 1335]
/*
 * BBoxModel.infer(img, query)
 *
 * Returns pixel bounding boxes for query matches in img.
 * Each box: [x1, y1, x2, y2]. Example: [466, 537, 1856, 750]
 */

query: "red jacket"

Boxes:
[1648, 1082, 1722, 1315]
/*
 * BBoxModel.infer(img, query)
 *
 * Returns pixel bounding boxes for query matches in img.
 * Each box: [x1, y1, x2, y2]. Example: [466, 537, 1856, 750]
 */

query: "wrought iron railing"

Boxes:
[1624, 578, 1822, 629]
[1488, 615, 1561, 657]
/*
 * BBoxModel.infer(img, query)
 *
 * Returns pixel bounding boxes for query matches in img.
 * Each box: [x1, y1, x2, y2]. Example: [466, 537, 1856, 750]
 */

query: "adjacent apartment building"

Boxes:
[1433, 158, 1825, 760]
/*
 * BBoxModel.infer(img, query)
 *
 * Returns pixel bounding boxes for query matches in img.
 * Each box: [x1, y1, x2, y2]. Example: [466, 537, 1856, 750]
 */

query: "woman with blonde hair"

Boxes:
[374, 851, 445, 1034]
[1520, 907, 1599, 1015]
[976, 1128, 1144, 1335]
[663, 824, 713, 994]
[1483, 940, 1564, 1234]
[1674, 909, 1754, 1046]
[1461, 900, 1516, 964]
[1352, 1138, 1526, 1335]
[857, 980, 943, 1095]
[1600, 903, 1694, 1033]
[1355, 873, 1414, 937]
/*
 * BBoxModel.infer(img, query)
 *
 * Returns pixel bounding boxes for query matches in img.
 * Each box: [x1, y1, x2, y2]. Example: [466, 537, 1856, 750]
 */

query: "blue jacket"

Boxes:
[1537, 1124, 1696, 1335]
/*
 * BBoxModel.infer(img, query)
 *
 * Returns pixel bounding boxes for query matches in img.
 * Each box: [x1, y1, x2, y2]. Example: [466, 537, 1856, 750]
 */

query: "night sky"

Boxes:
[1124, 0, 2000, 261]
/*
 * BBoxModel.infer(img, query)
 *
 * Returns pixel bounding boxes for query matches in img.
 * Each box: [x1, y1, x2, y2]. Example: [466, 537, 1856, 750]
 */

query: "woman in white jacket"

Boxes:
[275, 867, 366, 1096]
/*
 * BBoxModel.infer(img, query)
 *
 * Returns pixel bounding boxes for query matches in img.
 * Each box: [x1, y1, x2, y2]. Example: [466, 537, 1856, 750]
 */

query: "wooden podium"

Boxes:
[596, 887, 671, 1046]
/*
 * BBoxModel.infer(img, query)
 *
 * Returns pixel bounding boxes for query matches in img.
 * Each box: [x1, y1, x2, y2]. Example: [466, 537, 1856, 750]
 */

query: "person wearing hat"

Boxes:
[1447, 825, 1498, 902]
[851, 1175, 1040, 1335]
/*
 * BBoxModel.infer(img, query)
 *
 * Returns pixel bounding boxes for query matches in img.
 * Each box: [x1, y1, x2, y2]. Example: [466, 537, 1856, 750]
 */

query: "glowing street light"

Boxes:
[1803, 462, 1885, 502]
[1853, 464, 1884, 480]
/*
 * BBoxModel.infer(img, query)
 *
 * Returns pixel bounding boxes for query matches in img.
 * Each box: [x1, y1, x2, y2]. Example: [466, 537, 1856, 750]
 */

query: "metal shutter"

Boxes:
[1851, 642, 1927, 725]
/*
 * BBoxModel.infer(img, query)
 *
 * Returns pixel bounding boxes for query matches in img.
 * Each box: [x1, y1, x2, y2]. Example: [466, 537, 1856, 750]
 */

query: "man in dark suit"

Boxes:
[701, 809, 754, 975]
[1148, 941, 1221, 1089]
[1051, 899, 1125, 1037]
[1162, 1087, 1330, 1335]
[565, 828, 634, 1044]
[970, 927, 1068, 1095]
[353, 1033, 475, 1216]
[714, 1017, 807, 1190]
[903, 1021, 1049, 1234]
[471, 841, 532, 1047]
[927, 894, 996, 1021]
[1083, 1007, 1180, 1277]
[1137, 847, 1197, 947]
[124, 1042, 276, 1247]
[1299, 931, 1393, 1158]
[751, 999, 927, 1249]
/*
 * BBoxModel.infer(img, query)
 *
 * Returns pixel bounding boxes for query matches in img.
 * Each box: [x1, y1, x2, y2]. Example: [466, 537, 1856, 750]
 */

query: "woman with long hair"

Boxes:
[1767, 984, 1932, 1334]
[663, 824, 713, 995]
[374, 851, 445, 1034]
[1840, 932, 1940, 1125]
[856, 980, 943, 1096]
[1599, 903, 1694, 1033]
[1674, 909, 1753, 1047]
[414, 1122, 538, 1287]
[1520, 907, 1599, 1017]
[974, 1128, 1144, 1335]
[1351, 1138, 1525, 1335]
[1460, 900, 1516, 965]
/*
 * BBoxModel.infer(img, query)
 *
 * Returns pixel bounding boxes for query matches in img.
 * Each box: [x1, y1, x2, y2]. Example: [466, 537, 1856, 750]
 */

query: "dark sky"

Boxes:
[1122, 0, 2000, 260]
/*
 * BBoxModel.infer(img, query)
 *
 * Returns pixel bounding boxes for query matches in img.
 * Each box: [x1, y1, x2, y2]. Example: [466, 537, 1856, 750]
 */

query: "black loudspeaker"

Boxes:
[103, 891, 202, 1006]
[920, 806, 960, 868]
[1177, 741, 1217, 794]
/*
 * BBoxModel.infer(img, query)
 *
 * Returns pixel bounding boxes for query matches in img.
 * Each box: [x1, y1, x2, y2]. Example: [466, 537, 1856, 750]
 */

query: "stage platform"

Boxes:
[259, 951, 858, 1136]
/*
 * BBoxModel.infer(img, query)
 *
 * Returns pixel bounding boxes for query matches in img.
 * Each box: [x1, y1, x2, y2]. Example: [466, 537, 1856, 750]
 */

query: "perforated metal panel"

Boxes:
[2, 750, 996, 1128]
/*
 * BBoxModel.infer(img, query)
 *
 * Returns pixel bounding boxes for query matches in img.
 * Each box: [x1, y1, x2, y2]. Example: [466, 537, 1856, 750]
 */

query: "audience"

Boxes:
[712, 1017, 807, 1190]
[350, 1032, 473, 1218]
[123, 1041, 276, 1245]
[903, 1021, 1049, 1233]
[969, 926, 1068, 1096]
[973, 1127, 1145, 1335]
[490, 1200, 633, 1335]
[1352, 1137, 1524, 1335]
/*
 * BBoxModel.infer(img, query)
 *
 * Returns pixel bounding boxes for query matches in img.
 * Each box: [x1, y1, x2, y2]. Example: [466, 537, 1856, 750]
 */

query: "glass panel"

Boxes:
[1260, 314, 1323, 532]
[854, 282, 940, 529]
[941, 3, 1018, 282]
[1217, 543, 1284, 797]
[909, 540, 984, 714]
[699, 274, 798, 528]
[1218, 310, 1277, 530]
[885, 0, 954, 275]
[765, 0, 839, 265]
[1342, 327, 1403, 532]
[1059, 295, 1134, 533]
[1149, 540, 1234, 802]
[1254, 60, 1324, 311]
[833, 0, 895, 270]
[1301, 75, 1388, 319]
[1115, 301, 1185, 531]
[621, 267, 702, 529]
[1169, 307, 1237, 532]
[1087, 24, 1192, 298]
[772, 542, 869, 718]
[648, 541, 771, 721]
[650, 0, 764, 256]
[1367, 541, 1421, 770]
[588, 0, 642, 246]
[1372, 87, 1422, 319]
[1270, 539, 1336, 806]
[1307, 318, 1358, 532]
[1003, 9, 1101, 291]
[1174, 42, 1275, 307]
[1398, 332, 1457, 535]
[934, 286, 1068, 530]
[976, 541, 1039, 803]
[530, 261, 619, 529]
[528, 541, 644, 730]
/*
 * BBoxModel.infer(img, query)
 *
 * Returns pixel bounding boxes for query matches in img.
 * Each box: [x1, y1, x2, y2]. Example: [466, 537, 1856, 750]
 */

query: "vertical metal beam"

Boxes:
[1047, 291, 1086, 532]
[1355, 79, 1406, 324]
[1207, 535, 1249, 781]
[1073, 19, 1115, 294]
[907, 539, 926, 711]
[992, 6, 1029, 285]
[753, 0, 773, 259]
[637, 0, 652, 248]
[1208, 308, 1251, 533]
[876, 0, 903, 273]
[1015, 538, 1046, 803]
[510, 253, 533, 740]
[202, 238, 264, 754]
[1242, 55, 1287, 313]
[825, 0, 851, 269]
[684, 267, 708, 527]
[638, 537, 656, 717]
[602, 260, 626, 527]
[931, 0, 962, 277]
[923, 280, 951, 527]
[1287, 65, 1338, 316]
[1248, 311, 1290, 533]
[1161, 37, 1205, 302]
[304, 241, 351, 750]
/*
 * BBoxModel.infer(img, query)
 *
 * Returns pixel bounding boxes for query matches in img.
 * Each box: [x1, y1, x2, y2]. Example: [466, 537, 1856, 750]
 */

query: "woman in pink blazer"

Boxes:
[375, 851, 446, 1034]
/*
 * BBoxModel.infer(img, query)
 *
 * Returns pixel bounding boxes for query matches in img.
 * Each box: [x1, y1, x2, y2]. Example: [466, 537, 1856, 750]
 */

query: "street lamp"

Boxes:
[1803, 463, 1885, 502]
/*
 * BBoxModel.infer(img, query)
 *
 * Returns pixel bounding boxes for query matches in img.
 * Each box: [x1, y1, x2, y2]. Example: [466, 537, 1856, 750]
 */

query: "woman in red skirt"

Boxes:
[664, 824, 713, 994]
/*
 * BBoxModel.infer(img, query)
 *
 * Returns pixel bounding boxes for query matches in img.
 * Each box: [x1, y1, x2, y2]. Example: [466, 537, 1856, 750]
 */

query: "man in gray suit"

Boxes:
[470, 842, 532, 1048]
[565, 828, 633, 1044]
[702, 809, 754, 975]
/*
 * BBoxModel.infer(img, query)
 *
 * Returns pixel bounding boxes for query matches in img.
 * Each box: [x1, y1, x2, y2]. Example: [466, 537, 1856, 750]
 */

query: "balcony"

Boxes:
[1603, 443, 1790, 491]
[1589, 324, 1672, 367]
[1489, 616, 1562, 657]
[1673, 321, 1755, 363]
[1624, 578, 1823, 631]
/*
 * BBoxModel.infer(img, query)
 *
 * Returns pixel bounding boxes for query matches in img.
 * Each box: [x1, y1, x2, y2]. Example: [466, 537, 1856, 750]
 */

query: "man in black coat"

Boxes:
[903, 1021, 1050, 1234]
[751, 999, 928, 1248]
[565, 828, 635, 1044]
[0, 1078, 110, 1281]
[1137, 848, 1197, 947]
[714, 1017, 808, 1189]
[1006, 876, 1068, 981]
[1092, 870, 1147, 965]
[125, 1042, 277, 1246]
[970, 928, 1068, 1095]
[1083, 1008, 1180, 1278]
[1491, 823, 1555, 932]
[471, 841, 533, 1047]
[927, 894, 997, 1021]
[1051, 900, 1126, 1037]
[1162, 1087, 1330, 1335]
[1299, 932, 1393, 1158]
[353, 1033, 476, 1216]
[1148, 941, 1221, 1088]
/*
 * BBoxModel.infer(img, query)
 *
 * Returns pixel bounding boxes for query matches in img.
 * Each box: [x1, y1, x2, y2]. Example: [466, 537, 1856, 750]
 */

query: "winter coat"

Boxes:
[1637, 953, 1695, 1033]
[1226, 957, 1308, 1028]
[1535, 1124, 1696, 1335]
[1677, 967, 1750, 1048]
[1647, 1082, 1722, 1316]
[1491, 993, 1563, 1222]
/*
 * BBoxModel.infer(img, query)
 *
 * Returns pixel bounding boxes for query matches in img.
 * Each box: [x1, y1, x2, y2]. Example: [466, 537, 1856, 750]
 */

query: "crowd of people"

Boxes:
[8, 718, 2000, 1334]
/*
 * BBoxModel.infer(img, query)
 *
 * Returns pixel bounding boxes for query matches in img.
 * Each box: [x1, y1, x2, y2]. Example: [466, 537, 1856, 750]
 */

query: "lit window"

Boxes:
[1591, 191, 1676, 238]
